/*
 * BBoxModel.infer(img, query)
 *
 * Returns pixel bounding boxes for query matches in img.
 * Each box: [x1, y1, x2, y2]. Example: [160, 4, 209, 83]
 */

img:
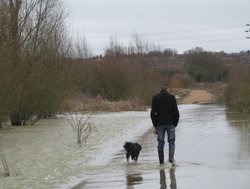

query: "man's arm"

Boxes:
[173, 96, 180, 127]
[150, 96, 158, 128]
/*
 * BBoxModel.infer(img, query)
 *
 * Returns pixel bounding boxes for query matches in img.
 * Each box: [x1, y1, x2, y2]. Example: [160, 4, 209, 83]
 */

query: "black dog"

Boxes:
[123, 142, 142, 162]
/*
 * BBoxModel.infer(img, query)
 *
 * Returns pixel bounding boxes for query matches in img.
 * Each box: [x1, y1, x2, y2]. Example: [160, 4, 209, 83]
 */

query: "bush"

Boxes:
[225, 64, 250, 111]
[72, 55, 161, 105]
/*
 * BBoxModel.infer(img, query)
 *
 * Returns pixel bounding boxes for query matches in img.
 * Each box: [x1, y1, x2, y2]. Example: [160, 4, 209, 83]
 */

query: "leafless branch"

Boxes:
[67, 111, 96, 147]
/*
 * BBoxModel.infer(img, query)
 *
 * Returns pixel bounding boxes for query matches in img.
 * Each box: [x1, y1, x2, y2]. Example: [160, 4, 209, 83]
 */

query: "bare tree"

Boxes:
[0, 0, 72, 125]
[104, 37, 125, 57]
[67, 112, 96, 147]
[74, 35, 92, 59]
[130, 33, 150, 54]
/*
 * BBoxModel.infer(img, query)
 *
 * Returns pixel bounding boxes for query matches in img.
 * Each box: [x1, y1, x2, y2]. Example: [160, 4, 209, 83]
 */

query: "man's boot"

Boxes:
[158, 150, 164, 164]
[169, 144, 175, 164]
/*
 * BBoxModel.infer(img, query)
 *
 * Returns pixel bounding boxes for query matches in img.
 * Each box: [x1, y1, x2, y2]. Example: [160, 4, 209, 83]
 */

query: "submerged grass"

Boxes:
[1, 154, 10, 177]
[0, 154, 20, 177]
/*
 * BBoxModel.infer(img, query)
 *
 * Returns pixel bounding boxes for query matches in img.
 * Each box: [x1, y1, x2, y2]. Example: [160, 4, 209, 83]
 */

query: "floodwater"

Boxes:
[71, 104, 250, 189]
[0, 104, 250, 189]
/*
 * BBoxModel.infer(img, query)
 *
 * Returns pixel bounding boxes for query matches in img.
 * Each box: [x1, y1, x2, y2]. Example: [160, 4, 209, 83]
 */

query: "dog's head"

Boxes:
[123, 142, 133, 152]
[135, 143, 142, 151]
[123, 142, 142, 152]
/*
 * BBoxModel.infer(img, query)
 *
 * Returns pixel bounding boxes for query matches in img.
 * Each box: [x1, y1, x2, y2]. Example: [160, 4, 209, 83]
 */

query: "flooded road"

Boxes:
[72, 104, 250, 189]
[0, 104, 250, 189]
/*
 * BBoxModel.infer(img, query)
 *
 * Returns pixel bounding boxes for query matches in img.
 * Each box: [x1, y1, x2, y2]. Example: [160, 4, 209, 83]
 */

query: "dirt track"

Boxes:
[179, 89, 214, 104]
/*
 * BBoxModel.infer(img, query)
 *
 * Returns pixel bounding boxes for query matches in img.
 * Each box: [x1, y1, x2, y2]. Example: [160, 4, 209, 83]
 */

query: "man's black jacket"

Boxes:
[150, 89, 180, 128]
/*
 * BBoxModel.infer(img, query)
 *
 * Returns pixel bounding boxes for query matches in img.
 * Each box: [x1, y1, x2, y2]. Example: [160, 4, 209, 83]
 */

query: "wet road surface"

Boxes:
[72, 104, 250, 189]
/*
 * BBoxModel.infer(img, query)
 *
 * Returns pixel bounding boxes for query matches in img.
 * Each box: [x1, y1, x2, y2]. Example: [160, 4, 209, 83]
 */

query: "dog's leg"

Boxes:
[126, 153, 130, 162]
[131, 154, 135, 161]
[135, 153, 139, 161]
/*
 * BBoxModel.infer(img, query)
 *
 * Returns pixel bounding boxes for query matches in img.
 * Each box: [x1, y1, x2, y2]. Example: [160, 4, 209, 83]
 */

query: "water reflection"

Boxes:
[225, 111, 250, 162]
[159, 168, 177, 189]
[226, 111, 250, 129]
[159, 169, 167, 189]
[126, 173, 143, 188]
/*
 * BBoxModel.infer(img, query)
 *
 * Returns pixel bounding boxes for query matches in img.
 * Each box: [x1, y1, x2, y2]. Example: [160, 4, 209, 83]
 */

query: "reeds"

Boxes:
[1, 154, 20, 177]
[1, 154, 10, 177]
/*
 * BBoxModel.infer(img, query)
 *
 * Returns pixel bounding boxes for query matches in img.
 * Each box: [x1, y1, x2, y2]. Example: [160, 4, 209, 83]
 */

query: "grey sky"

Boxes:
[64, 0, 250, 54]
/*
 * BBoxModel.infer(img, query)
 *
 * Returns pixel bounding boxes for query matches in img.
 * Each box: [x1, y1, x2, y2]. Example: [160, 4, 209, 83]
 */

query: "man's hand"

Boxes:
[153, 128, 157, 136]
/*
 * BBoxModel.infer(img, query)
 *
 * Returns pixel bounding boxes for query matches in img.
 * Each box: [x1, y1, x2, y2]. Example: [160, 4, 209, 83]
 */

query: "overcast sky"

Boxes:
[63, 0, 250, 55]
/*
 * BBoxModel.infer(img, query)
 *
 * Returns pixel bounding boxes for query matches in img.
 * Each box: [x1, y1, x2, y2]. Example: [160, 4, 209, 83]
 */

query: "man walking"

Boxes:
[151, 84, 180, 164]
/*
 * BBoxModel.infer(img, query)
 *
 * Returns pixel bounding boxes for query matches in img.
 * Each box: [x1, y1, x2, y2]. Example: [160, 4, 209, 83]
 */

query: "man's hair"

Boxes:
[161, 83, 168, 90]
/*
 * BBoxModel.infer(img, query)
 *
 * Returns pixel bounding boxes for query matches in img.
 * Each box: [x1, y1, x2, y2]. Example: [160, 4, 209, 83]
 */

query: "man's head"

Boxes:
[160, 83, 168, 90]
